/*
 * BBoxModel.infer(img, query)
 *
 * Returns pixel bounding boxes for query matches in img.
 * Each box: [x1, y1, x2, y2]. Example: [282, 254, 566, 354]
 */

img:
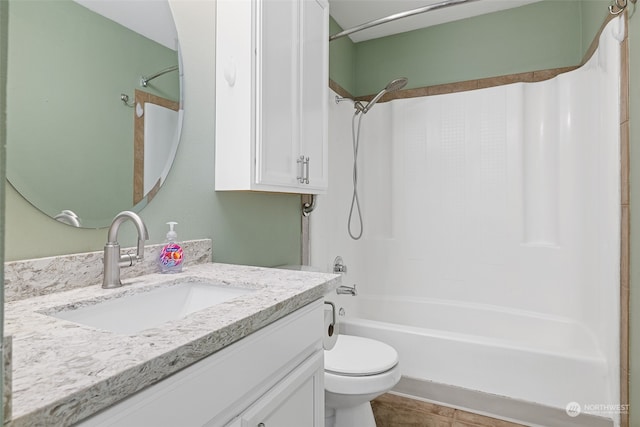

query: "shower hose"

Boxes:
[348, 111, 365, 240]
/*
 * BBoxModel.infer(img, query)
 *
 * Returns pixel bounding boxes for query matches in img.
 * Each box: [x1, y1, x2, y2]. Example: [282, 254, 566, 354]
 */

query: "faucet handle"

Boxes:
[333, 256, 347, 274]
[137, 220, 150, 260]
[136, 238, 147, 261]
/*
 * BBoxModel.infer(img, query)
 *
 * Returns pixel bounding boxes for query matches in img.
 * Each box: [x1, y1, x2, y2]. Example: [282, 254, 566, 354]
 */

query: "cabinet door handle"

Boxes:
[296, 155, 305, 184]
[304, 156, 310, 184]
[258, 424, 265, 427]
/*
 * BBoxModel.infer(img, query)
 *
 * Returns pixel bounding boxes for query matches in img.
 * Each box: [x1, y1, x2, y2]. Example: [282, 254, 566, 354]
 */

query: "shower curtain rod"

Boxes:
[330, 0, 632, 41]
[329, 0, 481, 42]
[141, 65, 179, 87]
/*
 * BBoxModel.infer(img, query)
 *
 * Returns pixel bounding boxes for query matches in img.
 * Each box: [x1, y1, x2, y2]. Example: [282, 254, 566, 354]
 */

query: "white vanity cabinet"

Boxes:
[77, 301, 325, 427]
[215, 0, 329, 194]
[226, 352, 323, 427]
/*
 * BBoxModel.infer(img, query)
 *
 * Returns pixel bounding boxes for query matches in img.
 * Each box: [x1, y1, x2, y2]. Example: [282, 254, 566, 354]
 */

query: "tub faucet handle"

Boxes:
[333, 256, 348, 274]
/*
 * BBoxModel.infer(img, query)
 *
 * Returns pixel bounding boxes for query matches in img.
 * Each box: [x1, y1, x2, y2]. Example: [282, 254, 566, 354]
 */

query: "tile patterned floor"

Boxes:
[372, 393, 527, 427]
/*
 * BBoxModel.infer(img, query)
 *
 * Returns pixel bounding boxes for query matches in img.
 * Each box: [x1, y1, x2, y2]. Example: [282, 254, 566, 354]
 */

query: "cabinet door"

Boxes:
[215, 0, 254, 191]
[256, 0, 299, 188]
[240, 351, 324, 427]
[76, 302, 324, 427]
[299, 0, 329, 191]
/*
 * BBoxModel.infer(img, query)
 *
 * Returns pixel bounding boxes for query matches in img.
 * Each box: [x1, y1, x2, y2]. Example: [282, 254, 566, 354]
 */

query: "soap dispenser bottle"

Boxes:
[159, 222, 183, 273]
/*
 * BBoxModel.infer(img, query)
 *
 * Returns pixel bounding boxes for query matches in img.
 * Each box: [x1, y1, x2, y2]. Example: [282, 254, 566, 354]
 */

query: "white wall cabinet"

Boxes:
[77, 301, 324, 427]
[215, 0, 329, 194]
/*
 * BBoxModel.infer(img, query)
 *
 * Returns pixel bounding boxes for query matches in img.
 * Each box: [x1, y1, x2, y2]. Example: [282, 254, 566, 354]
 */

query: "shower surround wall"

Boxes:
[312, 17, 623, 422]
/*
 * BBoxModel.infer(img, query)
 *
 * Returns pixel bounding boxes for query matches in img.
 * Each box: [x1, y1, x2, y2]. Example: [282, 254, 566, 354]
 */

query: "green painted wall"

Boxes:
[354, 1, 583, 95]
[329, 0, 613, 97]
[329, 16, 356, 94]
[3, 1, 301, 267]
[579, 0, 612, 57]
[6, 0, 179, 227]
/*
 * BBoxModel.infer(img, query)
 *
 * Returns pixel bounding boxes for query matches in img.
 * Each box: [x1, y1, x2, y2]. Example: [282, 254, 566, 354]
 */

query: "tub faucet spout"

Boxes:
[102, 211, 149, 289]
[336, 285, 357, 296]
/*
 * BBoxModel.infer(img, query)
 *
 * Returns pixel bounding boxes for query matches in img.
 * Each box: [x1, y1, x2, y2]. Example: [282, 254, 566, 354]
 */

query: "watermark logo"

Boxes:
[566, 402, 581, 417]
[565, 401, 629, 417]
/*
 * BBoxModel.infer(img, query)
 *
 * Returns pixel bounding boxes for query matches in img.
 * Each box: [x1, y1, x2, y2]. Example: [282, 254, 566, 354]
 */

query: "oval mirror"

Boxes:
[6, 0, 182, 228]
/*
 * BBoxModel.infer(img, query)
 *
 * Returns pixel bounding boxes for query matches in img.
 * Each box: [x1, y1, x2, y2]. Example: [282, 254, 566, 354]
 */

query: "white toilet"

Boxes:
[324, 334, 401, 427]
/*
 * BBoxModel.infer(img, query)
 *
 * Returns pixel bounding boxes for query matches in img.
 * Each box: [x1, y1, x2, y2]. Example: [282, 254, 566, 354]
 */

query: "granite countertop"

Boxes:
[4, 262, 340, 427]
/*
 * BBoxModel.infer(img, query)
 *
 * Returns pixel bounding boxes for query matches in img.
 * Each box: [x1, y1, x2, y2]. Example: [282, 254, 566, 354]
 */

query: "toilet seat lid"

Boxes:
[325, 335, 399, 376]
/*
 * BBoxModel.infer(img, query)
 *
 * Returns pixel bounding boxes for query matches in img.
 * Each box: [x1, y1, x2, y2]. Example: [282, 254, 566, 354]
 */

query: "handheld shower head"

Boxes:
[347, 77, 408, 240]
[359, 77, 408, 114]
[385, 77, 409, 92]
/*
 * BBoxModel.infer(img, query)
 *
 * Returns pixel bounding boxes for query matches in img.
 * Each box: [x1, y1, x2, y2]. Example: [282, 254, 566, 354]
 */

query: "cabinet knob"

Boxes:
[258, 423, 266, 427]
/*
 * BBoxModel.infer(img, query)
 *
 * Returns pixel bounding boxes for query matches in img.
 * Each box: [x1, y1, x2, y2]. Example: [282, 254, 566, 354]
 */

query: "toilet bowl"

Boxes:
[324, 334, 401, 427]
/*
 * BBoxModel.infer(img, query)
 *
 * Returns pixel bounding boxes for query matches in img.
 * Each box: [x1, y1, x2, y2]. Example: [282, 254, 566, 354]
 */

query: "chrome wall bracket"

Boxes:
[610, 0, 635, 15]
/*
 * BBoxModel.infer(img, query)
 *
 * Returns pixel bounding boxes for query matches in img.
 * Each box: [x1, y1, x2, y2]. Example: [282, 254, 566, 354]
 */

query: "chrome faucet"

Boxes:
[336, 284, 357, 296]
[102, 211, 149, 289]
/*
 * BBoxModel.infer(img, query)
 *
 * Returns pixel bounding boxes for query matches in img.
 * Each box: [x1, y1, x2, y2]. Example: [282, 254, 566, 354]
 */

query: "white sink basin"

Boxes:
[50, 281, 255, 334]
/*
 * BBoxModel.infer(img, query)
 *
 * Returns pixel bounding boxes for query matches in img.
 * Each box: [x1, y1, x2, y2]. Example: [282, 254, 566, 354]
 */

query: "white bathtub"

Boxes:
[340, 295, 611, 412]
